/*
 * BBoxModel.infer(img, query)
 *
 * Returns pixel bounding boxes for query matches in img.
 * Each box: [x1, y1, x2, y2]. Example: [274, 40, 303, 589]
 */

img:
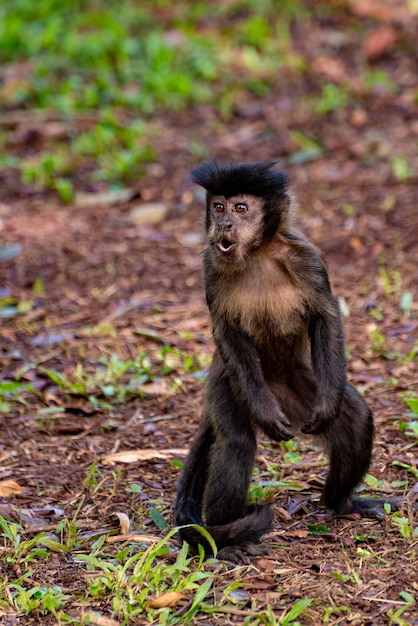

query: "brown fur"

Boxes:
[174, 161, 407, 564]
[218, 241, 306, 341]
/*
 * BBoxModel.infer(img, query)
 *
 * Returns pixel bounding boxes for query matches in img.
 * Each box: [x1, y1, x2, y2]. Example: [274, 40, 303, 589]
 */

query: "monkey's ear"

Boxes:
[280, 192, 291, 210]
[261, 191, 295, 242]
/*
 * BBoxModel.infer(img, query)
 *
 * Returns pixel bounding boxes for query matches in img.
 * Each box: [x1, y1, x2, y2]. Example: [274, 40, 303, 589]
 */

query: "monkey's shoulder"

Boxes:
[275, 231, 326, 271]
[271, 233, 335, 300]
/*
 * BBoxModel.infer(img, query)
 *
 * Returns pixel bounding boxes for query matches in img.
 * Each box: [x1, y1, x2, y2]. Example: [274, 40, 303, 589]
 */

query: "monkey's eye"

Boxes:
[234, 203, 248, 213]
[213, 203, 225, 212]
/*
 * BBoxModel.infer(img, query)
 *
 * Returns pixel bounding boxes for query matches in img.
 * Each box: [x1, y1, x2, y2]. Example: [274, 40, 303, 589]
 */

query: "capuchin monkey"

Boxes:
[174, 161, 412, 563]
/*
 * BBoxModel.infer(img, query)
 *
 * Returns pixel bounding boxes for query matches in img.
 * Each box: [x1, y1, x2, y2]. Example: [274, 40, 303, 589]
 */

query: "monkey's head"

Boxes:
[191, 161, 290, 264]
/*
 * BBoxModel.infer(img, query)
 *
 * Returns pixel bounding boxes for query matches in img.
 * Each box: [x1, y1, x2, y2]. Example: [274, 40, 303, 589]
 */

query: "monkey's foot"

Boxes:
[217, 541, 270, 565]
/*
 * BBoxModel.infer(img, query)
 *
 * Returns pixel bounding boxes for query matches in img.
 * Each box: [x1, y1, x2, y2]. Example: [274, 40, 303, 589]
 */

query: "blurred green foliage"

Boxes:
[0, 0, 307, 197]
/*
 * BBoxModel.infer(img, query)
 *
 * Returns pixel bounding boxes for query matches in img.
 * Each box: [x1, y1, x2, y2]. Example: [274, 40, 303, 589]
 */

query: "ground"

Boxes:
[0, 2, 418, 625]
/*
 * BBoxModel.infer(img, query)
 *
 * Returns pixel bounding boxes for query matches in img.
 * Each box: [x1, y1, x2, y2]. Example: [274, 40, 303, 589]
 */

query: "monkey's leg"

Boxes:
[203, 376, 273, 561]
[203, 427, 257, 526]
[321, 382, 374, 514]
[174, 419, 214, 527]
[322, 384, 416, 516]
[204, 430, 273, 563]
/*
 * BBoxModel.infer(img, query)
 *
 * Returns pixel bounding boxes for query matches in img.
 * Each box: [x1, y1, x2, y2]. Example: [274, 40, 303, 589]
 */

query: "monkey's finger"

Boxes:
[301, 422, 314, 434]
[301, 416, 329, 435]
[301, 423, 325, 435]
[264, 424, 293, 441]
[217, 546, 251, 564]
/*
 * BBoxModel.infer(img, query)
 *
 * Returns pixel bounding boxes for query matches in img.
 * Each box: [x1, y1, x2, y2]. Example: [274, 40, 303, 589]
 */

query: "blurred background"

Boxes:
[1, 0, 417, 203]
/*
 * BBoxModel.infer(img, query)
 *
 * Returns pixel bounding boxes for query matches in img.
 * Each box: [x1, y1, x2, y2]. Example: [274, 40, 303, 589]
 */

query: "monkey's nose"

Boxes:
[222, 221, 233, 231]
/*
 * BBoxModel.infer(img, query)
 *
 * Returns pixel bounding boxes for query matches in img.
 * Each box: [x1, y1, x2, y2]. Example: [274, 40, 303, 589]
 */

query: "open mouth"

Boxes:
[216, 237, 236, 253]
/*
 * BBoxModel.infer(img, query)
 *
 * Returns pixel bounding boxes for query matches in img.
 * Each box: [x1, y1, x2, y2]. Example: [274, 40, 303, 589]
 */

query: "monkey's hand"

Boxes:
[301, 399, 337, 435]
[256, 395, 293, 441]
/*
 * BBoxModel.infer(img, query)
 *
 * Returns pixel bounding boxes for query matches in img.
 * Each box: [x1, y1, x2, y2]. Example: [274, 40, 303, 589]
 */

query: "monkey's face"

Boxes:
[207, 194, 265, 264]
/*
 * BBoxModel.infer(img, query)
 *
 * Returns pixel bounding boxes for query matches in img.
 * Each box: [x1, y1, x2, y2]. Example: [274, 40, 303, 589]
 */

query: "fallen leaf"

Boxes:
[106, 532, 161, 544]
[111, 512, 131, 534]
[273, 568, 296, 575]
[0, 480, 23, 497]
[276, 506, 292, 522]
[349, 0, 398, 22]
[82, 612, 121, 626]
[142, 381, 170, 396]
[228, 588, 250, 602]
[252, 558, 276, 571]
[0, 504, 20, 520]
[30, 332, 74, 346]
[133, 327, 166, 343]
[102, 448, 188, 465]
[362, 27, 398, 63]
[281, 530, 309, 539]
[0, 245, 21, 262]
[287, 495, 311, 515]
[178, 232, 203, 246]
[349, 237, 364, 252]
[0, 450, 15, 463]
[406, 482, 418, 501]
[148, 591, 189, 609]
[311, 57, 349, 83]
[75, 188, 137, 208]
[130, 202, 169, 224]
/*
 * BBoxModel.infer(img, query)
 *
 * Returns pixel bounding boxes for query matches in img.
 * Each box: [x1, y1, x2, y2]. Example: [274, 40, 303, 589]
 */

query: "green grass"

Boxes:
[0, 0, 306, 199]
[1, 345, 206, 412]
[0, 515, 316, 624]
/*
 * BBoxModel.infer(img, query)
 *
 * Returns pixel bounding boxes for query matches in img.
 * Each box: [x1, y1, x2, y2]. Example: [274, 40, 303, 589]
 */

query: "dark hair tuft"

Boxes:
[190, 160, 288, 198]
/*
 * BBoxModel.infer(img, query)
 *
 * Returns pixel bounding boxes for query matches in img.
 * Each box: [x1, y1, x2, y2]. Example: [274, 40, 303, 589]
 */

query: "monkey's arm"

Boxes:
[212, 319, 293, 441]
[303, 303, 346, 434]
[290, 247, 347, 435]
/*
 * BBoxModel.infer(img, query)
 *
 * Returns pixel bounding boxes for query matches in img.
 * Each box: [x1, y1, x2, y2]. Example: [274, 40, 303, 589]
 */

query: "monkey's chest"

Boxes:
[222, 279, 304, 341]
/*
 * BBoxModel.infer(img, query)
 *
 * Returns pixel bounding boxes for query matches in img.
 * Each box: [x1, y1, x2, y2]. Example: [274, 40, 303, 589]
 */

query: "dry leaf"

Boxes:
[102, 448, 187, 465]
[276, 506, 292, 523]
[273, 568, 296, 575]
[0, 480, 23, 497]
[148, 591, 189, 609]
[349, 0, 398, 22]
[0, 450, 15, 463]
[75, 188, 136, 208]
[349, 237, 365, 252]
[142, 381, 170, 396]
[82, 612, 121, 626]
[282, 530, 309, 538]
[130, 202, 169, 224]
[106, 533, 161, 544]
[252, 558, 276, 571]
[363, 27, 398, 62]
[112, 512, 131, 534]
[311, 57, 348, 83]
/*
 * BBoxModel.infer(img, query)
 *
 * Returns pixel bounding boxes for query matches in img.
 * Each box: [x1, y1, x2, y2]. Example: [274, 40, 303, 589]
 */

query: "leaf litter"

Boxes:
[0, 1, 417, 624]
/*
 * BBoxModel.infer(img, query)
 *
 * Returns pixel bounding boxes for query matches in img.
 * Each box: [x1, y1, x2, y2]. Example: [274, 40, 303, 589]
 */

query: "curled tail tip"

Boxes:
[236, 504, 274, 537]
[175, 505, 274, 554]
[210, 504, 274, 547]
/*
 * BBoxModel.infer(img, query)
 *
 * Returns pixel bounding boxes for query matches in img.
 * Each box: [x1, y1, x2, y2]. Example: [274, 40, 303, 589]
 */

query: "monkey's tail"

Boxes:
[177, 505, 274, 556]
